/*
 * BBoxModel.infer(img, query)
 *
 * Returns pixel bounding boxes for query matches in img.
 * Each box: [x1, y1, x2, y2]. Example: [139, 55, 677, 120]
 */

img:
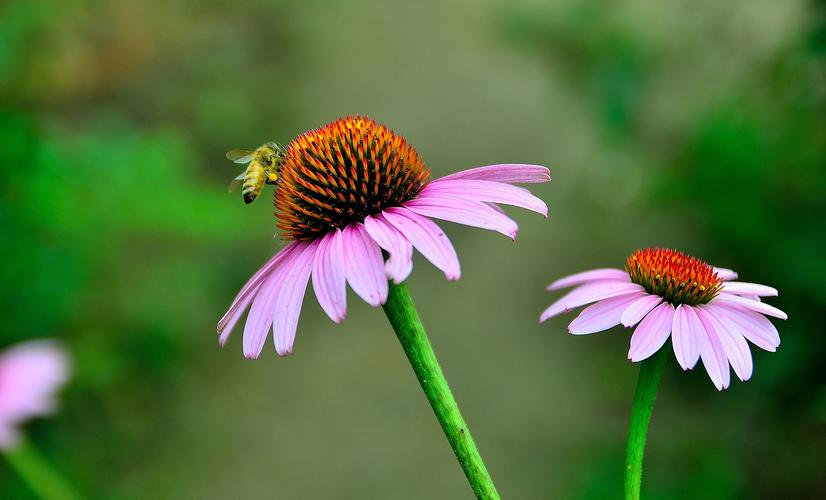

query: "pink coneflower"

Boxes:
[218, 116, 550, 359]
[541, 248, 786, 390]
[0, 341, 70, 450]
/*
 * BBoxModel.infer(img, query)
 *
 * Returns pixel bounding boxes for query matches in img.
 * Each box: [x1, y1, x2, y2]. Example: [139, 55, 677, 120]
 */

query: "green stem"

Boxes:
[624, 348, 667, 500]
[382, 282, 500, 500]
[3, 439, 84, 500]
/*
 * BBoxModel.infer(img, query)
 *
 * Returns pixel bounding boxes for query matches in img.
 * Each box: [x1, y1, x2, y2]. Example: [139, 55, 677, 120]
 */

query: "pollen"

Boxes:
[625, 248, 722, 306]
[274, 116, 430, 240]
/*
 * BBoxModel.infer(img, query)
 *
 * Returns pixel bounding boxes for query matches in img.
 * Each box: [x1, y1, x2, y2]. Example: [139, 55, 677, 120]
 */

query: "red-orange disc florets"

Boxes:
[625, 248, 722, 306]
[275, 116, 430, 240]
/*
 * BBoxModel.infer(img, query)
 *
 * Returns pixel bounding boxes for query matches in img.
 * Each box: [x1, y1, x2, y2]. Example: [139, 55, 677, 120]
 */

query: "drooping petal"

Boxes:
[405, 195, 518, 239]
[436, 164, 550, 184]
[363, 215, 413, 284]
[695, 307, 731, 390]
[702, 306, 753, 381]
[242, 243, 302, 359]
[568, 292, 646, 335]
[628, 302, 675, 362]
[714, 293, 787, 320]
[682, 305, 703, 369]
[540, 281, 645, 323]
[672, 305, 699, 370]
[620, 294, 663, 327]
[547, 268, 630, 291]
[713, 267, 738, 281]
[342, 223, 389, 307]
[708, 303, 780, 351]
[273, 241, 317, 356]
[383, 207, 461, 281]
[312, 229, 347, 323]
[720, 282, 779, 297]
[421, 179, 548, 216]
[217, 245, 294, 338]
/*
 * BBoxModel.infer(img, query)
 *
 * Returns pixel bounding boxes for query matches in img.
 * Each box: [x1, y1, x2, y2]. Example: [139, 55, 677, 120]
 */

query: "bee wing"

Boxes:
[227, 173, 245, 193]
[226, 149, 254, 163]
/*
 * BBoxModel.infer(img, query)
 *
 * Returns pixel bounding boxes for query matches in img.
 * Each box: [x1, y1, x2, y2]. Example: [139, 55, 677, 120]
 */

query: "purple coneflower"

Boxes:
[0, 340, 80, 499]
[218, 116, 549, 359]
[541, 247, 786, 500]
[217, 116, 550, 499]
[0, 341, 69, 450]
[541, 247, 785, 390]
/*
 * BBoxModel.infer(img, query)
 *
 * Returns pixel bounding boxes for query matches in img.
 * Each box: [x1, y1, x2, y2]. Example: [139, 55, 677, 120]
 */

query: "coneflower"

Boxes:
[0, 340, 81, 499]
[218, 116, 550, 499]
[541, 248, 786, 499]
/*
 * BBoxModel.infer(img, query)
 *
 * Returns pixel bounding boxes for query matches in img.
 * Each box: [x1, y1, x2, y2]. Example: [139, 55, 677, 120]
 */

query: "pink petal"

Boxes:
[713, 267, 738, 281]
[421, 179, 547, 216]
[242, 243, 302, 359]
[620, 294, 663, 327]
[363, 215, 413, 284]
[701, 306, 753, 381]
[540, 281, 645, 323]
[217, 245, 294, 338]
[568, 292, 646, 335]
[312, 229, 347, 323]
[436, 164, 550, 184]
[343, 223, 389, 306]
[714, 293, 787, 320]
[546, 268, 629, 291]
[383, 207, 461, 281]
[485, 202, 506, 214]
[695, 307, 731, 390]
[720, 282, 778, 297]
[628, 302, 675, 362]
[671, 305, 701, 370]
[707, 303, 780, 351]
[405, 195, 518, 239]
[273, 241, 317, 356]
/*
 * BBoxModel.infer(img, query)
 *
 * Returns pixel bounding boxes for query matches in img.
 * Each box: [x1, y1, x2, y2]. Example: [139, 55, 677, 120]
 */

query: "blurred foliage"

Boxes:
[1, 0, 824, 498]
[503, 0, 826, 497]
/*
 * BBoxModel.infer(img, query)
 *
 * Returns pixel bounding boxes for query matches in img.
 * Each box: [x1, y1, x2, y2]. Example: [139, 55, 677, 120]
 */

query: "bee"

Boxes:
[226, 142, 283, 204]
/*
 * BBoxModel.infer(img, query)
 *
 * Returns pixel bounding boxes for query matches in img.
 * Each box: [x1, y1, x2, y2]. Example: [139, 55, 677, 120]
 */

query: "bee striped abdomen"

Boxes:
[242, 165, 266, 204]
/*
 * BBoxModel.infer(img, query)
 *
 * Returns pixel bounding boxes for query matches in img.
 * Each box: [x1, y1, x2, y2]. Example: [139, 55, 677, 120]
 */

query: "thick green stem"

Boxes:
[3, 440, 83, 500]
[624, 349, 667, 500]
[382, 282, 500, 500]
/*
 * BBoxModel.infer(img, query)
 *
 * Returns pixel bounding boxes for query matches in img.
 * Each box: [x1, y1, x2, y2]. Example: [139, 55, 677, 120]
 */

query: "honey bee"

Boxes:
[226, 142, 283, 204]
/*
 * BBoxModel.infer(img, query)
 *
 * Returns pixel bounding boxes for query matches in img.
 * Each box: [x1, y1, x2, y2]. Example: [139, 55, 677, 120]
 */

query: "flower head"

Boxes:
[541, 248, 786, 390]
[219, 116, 550, 359]
[0, 341, 71, 449]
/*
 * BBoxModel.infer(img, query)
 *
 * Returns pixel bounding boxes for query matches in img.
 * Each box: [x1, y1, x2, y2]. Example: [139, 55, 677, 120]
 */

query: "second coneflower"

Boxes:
[541, 248, 786, 500]
[218, 116, 550, 499]
[0, 340, 82, 500]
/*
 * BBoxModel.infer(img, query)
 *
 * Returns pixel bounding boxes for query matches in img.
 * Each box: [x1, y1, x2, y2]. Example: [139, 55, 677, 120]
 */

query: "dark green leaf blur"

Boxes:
[1, 0, 823, 498]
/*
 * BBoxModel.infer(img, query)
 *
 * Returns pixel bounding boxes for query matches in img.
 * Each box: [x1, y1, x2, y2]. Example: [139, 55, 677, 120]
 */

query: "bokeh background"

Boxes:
[1, 0, 824, 498]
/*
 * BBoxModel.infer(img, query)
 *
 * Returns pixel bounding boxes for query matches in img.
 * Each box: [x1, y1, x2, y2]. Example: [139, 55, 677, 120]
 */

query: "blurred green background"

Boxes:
[1, 0, 824, 498]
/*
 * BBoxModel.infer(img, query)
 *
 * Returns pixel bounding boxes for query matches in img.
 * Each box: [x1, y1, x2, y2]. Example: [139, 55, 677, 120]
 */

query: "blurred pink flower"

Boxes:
[218, 116, 550, 358]
[0, 341, 71, 450]
[541, 248, 786, 390]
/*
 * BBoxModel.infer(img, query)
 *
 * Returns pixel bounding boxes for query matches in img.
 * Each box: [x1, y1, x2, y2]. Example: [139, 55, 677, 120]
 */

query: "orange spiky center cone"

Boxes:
[625, 248, 722, 306]
[274, 116, 430, 241]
